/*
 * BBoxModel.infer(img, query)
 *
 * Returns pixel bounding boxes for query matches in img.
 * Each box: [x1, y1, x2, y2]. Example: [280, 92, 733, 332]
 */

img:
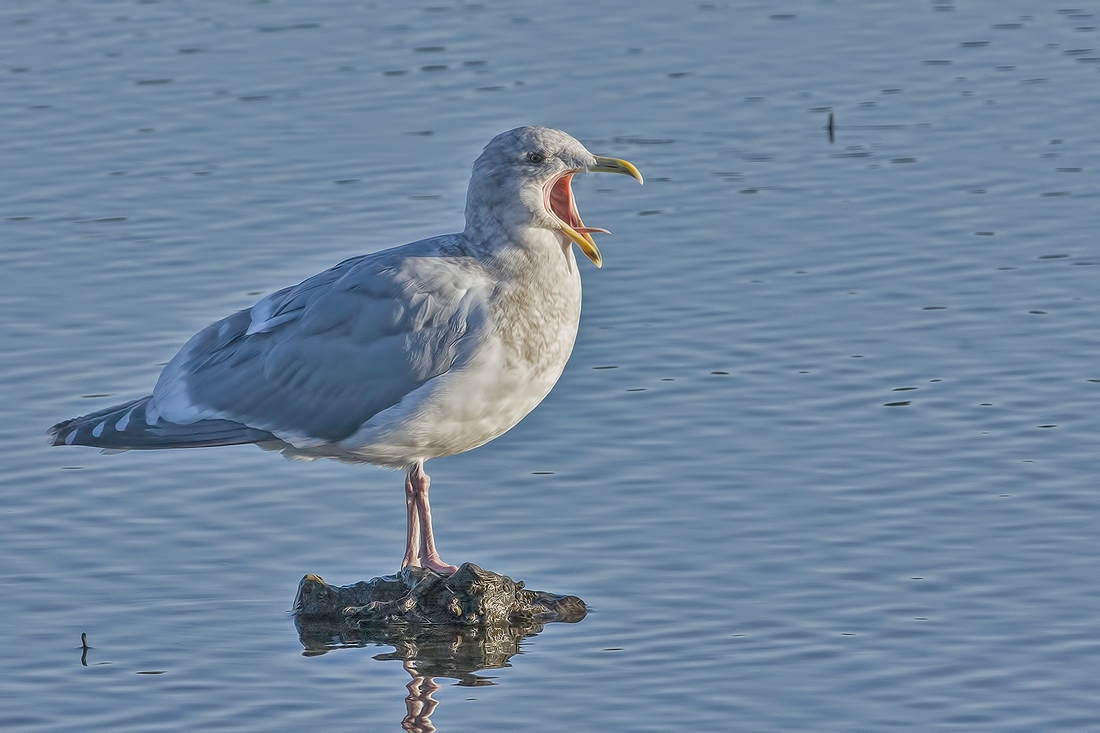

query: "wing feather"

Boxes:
[150, 236, 490, 443]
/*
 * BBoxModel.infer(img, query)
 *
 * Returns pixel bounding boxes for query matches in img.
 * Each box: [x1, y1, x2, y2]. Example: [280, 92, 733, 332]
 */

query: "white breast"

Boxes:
[340, 232, 583, 467]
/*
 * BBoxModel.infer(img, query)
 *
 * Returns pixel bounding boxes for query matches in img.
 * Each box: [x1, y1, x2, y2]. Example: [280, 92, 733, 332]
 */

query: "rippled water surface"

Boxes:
[4, 1, 1100, 730]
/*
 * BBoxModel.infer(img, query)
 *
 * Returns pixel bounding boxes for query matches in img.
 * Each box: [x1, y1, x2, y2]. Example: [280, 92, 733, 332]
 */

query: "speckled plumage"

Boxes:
[49, 126, 642, 573]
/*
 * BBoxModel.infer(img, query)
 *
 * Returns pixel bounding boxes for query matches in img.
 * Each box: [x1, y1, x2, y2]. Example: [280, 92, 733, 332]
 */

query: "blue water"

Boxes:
[4, 1, 1100, 729]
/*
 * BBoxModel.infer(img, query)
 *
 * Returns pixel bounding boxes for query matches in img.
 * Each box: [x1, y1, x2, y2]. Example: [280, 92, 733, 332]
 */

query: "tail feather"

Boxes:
[48, 396, 279, 450]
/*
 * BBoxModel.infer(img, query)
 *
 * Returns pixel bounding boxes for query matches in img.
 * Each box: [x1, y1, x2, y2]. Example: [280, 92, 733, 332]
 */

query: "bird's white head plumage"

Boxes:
[465, 126, 643, 268]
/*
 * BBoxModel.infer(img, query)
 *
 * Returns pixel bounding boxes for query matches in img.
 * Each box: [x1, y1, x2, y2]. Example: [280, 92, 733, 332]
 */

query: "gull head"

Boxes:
[465, 126, 642, 268]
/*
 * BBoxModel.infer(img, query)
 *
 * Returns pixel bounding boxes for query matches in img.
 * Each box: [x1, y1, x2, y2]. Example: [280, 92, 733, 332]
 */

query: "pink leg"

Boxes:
[402, 462, 458, 575]
[402, 470, 422, 570]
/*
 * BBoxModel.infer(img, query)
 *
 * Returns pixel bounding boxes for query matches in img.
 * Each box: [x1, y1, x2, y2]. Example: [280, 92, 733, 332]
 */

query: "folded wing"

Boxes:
[149, 237, 492, 446]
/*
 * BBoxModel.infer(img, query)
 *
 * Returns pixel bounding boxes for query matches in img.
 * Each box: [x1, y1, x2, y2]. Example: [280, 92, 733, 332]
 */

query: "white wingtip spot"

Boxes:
[64, 430, 77, 445]
[91, 421, 106, 438]
[115, 408, 133, 432]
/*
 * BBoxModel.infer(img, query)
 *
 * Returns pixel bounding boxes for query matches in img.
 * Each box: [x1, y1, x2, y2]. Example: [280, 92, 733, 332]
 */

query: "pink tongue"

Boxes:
[547, 173, 611, 234]
[549, 174, 582, 228]
[549, 174, 610, 235]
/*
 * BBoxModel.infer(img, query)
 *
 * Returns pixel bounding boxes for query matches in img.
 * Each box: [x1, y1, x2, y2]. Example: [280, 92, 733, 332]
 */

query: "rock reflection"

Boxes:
[297, 610, 574, 731]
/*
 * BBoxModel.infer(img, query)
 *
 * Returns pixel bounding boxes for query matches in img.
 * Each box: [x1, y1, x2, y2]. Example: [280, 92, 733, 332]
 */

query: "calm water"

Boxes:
[4, 1, 1100, 729]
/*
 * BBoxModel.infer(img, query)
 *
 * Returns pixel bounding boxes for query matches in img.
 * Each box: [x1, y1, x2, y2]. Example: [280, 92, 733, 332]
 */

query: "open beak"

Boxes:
[547, 155, 643, 268]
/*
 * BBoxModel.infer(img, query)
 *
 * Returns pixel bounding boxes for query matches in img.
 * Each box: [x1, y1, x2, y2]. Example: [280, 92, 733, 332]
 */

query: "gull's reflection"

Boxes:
[401, 662, 441, 733]
[296, 613, 577, 731]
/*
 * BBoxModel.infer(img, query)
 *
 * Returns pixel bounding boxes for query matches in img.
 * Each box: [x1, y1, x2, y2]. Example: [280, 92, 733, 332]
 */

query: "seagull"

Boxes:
[49, 126, 642, 575]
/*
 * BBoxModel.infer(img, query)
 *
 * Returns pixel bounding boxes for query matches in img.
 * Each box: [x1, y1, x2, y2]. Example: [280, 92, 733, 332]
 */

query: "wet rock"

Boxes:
[294, 564, 587, 729]
[293, 562, 587, 627]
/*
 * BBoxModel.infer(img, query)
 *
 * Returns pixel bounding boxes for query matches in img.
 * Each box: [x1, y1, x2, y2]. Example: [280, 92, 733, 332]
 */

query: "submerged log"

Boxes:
[293, 562, 587, 627]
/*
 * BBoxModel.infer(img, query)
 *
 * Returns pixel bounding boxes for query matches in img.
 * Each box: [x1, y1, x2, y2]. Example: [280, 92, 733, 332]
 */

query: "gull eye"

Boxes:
[526, 151, 545, 165]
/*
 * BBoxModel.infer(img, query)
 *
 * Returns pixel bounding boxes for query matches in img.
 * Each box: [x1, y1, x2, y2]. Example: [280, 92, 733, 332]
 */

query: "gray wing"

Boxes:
[149, 236, 492, 444]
